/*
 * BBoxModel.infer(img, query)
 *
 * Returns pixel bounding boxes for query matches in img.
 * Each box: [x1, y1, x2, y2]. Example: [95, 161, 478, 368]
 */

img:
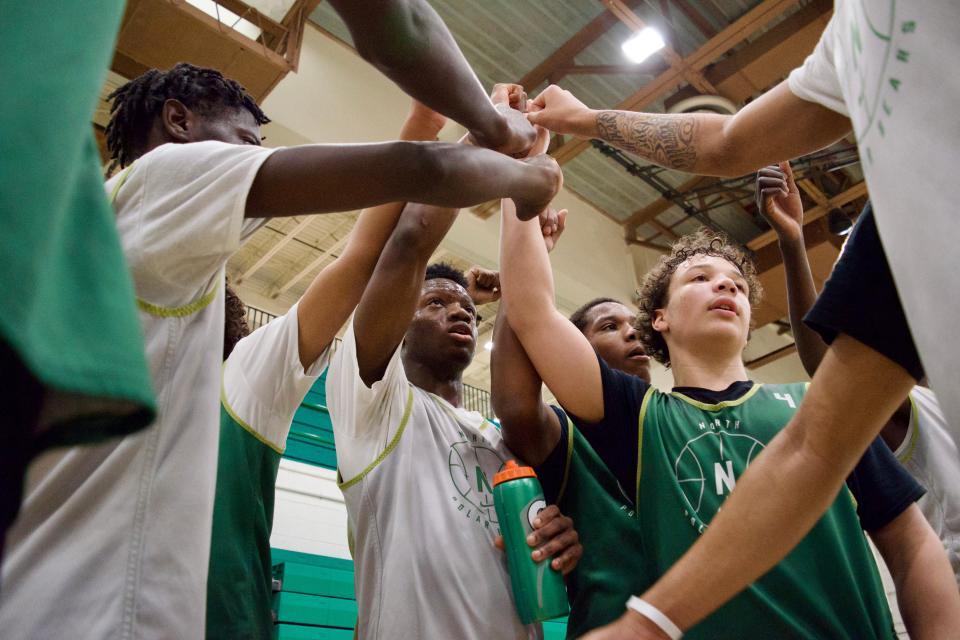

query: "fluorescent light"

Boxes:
[621, 27, 665, 64]
[484, 340, 494, 351]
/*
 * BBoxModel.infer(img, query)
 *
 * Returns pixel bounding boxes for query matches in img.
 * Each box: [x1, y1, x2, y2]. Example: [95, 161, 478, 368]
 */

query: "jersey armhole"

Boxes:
[337, 386, 414, 490]
[554, 415, 576, 504]
[635, 386, 656, 508]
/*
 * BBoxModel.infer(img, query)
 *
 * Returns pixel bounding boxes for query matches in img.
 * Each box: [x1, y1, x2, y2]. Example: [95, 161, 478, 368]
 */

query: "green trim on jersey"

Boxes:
[669, 382, 762, 411]
[338, 387, 414, 490]
[635, 386, 655, 508]
[207, 404, 283, 640]
[219, 364, 285, 454]
[136, 282, 220, 318]
[555, 415, 575, 504]
[898, 394, 921, 464]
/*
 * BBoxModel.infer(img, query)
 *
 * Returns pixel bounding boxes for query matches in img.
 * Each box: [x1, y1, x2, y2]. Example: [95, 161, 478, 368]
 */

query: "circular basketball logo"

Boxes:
[674, 431, 765, 521]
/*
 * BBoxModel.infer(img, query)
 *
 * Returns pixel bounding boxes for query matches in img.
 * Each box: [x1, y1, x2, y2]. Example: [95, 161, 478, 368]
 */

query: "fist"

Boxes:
[526, 85, 592, 136]
[539, 207, 568, 253]
[466, 266, 501, 305]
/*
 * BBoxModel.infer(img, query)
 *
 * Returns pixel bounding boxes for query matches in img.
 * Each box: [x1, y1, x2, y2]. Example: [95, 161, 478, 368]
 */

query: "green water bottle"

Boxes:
[493, 460, 570, 624]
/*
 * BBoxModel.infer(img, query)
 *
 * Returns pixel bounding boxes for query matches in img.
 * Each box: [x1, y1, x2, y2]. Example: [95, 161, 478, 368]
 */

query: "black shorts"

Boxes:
[803, 203, 924, 381]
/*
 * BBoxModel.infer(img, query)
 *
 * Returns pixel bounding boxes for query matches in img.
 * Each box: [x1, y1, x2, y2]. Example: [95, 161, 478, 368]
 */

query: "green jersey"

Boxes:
[1, 0, 154, 444]
[206, 305, 329, 640]
[539, 408, 649, 638]
[539, 357, 916, 639]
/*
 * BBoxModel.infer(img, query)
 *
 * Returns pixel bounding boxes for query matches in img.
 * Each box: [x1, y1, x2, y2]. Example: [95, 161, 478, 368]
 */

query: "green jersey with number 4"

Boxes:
[554, 383, 896, 639]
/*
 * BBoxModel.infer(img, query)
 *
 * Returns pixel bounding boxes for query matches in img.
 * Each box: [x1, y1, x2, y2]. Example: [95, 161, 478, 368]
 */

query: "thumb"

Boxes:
[493, 535, 505, 551]
[779, 160, 794, 180]
[525, 110, 545, 126]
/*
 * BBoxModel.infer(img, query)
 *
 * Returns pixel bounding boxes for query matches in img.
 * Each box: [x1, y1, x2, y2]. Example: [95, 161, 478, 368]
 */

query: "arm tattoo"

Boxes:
[595, 111, 699, 171]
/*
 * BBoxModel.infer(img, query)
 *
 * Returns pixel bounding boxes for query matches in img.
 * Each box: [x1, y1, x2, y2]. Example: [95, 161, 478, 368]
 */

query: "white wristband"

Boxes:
[626, 596, 683, 640]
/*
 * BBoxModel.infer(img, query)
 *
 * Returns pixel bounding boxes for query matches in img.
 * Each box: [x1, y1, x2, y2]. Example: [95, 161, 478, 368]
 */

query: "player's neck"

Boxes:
[403, 356, 465, 408]
[669, 350, 748, 391]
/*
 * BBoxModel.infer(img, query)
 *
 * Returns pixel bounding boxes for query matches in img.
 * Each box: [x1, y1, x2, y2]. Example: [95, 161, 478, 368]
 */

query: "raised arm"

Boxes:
[756, 162, 827, 375]
[295, 101, 447, 368]
[870, 504, 960, 639]
[327, 0, 534, 154]
[527, 81, 851, 177]
[499, 147, 603, 422]
[491, 209, 567, 465]
[351, 198, 458, 386]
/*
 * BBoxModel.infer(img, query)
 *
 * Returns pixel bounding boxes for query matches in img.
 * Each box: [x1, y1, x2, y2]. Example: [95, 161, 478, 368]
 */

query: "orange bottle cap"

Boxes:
[493, 460, 537, 486]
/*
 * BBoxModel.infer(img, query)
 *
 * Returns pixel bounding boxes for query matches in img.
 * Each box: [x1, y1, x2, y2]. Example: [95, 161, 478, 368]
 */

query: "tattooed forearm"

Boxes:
[595, 111, 699, 171]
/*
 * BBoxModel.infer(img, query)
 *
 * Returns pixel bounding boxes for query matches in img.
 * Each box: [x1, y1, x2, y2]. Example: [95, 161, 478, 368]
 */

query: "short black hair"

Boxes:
[106, 62, 270, 168]
[425, 262, 468, 289]
[568, 297, 621, 333]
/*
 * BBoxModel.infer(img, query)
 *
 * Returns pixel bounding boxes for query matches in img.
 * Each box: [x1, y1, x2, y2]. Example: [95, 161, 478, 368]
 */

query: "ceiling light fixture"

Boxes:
[621, 27, 665, 64]
[484, 340, 494, 352]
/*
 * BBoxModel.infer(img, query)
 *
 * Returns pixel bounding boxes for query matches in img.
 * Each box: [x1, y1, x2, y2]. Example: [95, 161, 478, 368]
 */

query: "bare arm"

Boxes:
[491, 208, 567, 465]
[870, 504, 960, 639]
[352, 201, 459, 386]
[327, 0, 534, 154]
[296, 102, 447, 368]
[528, 82, 851, 177]
[756, 162, 827, 375]
[491, 302, 562, 466]
[499, 196, 604, 423]
[246, 140, 561, 222]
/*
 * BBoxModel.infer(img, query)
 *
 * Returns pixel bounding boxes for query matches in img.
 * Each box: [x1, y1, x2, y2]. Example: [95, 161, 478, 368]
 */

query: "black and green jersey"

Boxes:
[539, 356, 923, 639]
[539, 409, 649, 638]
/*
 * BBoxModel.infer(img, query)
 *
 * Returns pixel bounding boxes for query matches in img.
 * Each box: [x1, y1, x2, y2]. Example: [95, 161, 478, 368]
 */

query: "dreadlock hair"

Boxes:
[425, 262, 468, 289]
[635, 228, 762, 367]
[223, 281, 251, 361]
[568, 297, 622, 333]
[106, 62, 270, 168]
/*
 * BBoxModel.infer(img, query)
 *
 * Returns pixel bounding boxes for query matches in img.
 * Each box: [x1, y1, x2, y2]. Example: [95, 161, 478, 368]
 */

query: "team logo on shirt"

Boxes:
[673, 427, 766, 533]
[448, 431, 506, 535]
[840, 1, 917, 166]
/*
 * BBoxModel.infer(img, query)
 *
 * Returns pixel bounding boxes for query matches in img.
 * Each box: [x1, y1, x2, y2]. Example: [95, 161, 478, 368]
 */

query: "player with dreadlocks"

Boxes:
[499, 189, 954, 638]
[0, 62, 559, 640]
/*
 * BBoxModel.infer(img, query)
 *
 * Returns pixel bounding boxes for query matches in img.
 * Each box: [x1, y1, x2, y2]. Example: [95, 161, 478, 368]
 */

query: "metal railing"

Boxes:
[245, 306, 495, 420]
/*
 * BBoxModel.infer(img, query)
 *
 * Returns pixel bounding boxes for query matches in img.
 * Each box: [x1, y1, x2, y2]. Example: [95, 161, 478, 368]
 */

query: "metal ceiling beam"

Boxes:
[671, 0, 719, 39]
[518, 0, 644, 89]
[554, 0, 801, 166]
[559, 64, 652, 75]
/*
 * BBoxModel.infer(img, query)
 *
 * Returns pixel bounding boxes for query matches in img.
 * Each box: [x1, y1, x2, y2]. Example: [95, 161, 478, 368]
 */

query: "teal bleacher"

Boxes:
[284, 371, 337, 470]
[270, 548, 570, 639]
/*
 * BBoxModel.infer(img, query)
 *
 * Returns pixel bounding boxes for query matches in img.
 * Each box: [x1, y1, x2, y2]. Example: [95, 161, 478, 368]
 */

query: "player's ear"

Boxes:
[652, 309, 668, 333]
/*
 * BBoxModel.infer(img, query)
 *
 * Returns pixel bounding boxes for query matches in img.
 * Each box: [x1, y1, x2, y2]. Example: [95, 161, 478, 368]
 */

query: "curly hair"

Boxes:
[568, 297, 621, 333]
[106, 62, 270, 168]
[425, 262, 468, 289]
[223, 281, 251, 361]
[635, 228, 762, 367]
